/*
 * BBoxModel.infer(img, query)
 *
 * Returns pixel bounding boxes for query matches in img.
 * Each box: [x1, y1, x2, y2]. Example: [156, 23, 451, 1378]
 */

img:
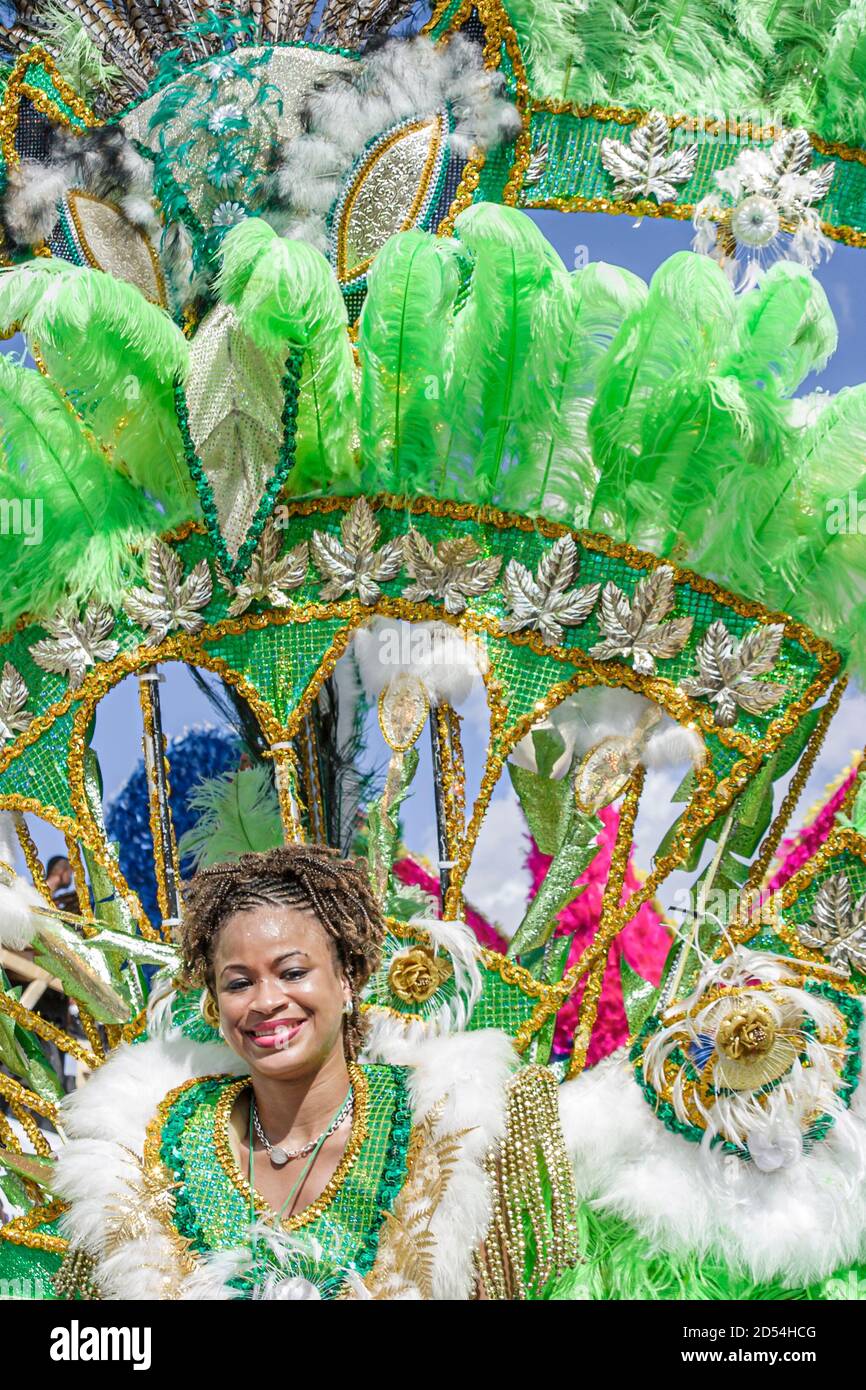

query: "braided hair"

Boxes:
[180, 844, 383, 1059]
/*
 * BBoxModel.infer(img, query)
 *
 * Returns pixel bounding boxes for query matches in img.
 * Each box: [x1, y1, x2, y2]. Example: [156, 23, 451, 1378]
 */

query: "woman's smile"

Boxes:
[245, 1017, 308, 1049]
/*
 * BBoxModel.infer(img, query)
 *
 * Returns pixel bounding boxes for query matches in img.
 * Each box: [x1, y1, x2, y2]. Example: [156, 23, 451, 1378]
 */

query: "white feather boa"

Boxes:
[558, 1011, 866, 1287]
[54, 1028, 518, 1300]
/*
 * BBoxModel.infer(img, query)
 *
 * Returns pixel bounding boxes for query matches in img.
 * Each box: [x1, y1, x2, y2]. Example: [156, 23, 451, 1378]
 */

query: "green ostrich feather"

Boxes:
[546, 1205, 866, 1300]
[178, 765, 284, 869]
[217, 219, 356, 495]
[497, 261, 647, 526]
[441, 202, 566, 504]
[0, 358, 167, 626]
[498, 0, 866, 146]
[0, 262, 195, 515]
[588, 251, 739, 554]
[359, 230, 463, 495]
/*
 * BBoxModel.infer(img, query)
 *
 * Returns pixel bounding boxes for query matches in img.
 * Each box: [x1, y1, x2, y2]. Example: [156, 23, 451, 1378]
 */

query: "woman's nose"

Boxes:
[248, 977, 288, 1013]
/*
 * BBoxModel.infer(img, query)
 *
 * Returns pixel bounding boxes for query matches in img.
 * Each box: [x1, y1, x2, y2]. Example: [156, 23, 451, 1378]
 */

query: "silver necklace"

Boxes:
[251, 1089, 354, 1168]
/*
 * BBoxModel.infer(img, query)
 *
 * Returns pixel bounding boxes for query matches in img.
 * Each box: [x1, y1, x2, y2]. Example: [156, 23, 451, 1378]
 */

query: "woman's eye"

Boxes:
[282, 969, 307, 981]
[226, 979, 250, 992]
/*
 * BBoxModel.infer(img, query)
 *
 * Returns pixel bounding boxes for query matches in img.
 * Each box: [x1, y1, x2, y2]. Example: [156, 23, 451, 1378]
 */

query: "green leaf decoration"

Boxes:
[508, 740, 573, 856]
[367, 749, 420, 904]
[0, 1148, 56, 1193]
[507, 800, 599, 959]
[620, 954, 659, 1041]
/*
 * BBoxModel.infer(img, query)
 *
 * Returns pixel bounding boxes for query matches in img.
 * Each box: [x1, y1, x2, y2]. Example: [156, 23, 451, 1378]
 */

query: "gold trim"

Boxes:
[0, 994, 99, 1073]
[0, 47, 96, 170]
[0, 499, 836, 959]
[567, 765, 645, 1078]
[727, 825, 866, 978]
[373, 916, 557, 1052]
[523, 193, 866, 251]
[0, 1198, 68, 1255]
[427, 0, 533, 231]
[746, 674, 848, 892]
[531, 97, 866, 170]
[212, 1064, 369, 1231]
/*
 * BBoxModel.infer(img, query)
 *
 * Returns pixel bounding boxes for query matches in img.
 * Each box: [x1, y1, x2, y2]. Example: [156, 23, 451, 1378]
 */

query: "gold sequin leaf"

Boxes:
[797, 873, 866, 976]
[361, 1101, 473, 1300]
[500, 535, 600, 646]
[218, 520, 308, 617]
[589, 564, 692, 675]
[0, 661, 33, 744]
[123, 538, 213, 645]
[679, 618, 788, 726]
[29, 603, 119, 691]
[402, 531, 502, 616]
[600, 111, 698, 203]
[309, 497, 403, 604]
[104, 1148, 188, 1261]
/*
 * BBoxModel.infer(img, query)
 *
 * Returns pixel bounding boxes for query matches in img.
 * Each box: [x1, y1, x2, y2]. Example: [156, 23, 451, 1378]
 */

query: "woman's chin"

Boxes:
[240, 1036, 319, 1077]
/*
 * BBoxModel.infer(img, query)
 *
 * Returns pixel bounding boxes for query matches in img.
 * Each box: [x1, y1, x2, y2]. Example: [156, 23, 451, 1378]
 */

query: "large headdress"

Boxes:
[1, 1, 866, 1241]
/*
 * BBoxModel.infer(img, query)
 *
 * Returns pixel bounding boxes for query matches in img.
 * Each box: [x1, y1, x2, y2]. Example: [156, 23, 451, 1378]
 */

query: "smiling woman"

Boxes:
[48, 846, 582, 1300]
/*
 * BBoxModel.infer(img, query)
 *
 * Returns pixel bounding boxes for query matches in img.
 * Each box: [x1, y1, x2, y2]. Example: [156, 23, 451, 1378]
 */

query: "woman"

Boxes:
[53, 845, 581, 1299]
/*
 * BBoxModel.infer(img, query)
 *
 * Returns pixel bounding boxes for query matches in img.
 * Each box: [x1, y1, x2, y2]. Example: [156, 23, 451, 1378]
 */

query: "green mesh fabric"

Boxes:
[0, 1229, 62, 1299]
[0, 707, 77, 821]
[204, 620, 349, 729]
[487, 637, 581, 734]
[158, 1064, 412, 1299]
[520, 111, 866, 236]
[749, 844, 866, 988]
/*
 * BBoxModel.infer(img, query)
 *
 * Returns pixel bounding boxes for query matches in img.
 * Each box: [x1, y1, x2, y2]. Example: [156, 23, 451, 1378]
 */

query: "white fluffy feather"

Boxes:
[269, 35, 520, 252]
[558, 996, 866, 1286]
[511, 685, 706, 779]
[353, 617, 487, 708]
[0, 811, 51, 949]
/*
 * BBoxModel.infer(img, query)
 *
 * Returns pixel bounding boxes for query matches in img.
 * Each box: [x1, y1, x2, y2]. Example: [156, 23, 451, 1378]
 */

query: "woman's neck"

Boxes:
[249, 1048, 353, 1147]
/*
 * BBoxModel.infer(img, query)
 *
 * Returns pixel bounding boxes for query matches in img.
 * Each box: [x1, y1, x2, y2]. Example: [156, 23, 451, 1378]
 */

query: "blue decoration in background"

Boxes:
[105, 725, 239, 928]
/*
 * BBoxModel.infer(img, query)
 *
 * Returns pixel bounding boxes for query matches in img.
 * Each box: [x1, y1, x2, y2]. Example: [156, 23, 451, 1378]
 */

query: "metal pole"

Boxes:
[138, 668, 181, 931]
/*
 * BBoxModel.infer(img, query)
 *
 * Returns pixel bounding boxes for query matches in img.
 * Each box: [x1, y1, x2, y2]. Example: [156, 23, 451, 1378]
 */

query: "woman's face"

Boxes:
[211, 903, 350, 1080]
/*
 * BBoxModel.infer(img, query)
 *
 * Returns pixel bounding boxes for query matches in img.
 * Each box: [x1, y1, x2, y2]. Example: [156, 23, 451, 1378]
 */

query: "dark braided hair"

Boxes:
[180, 845, 384, 1059]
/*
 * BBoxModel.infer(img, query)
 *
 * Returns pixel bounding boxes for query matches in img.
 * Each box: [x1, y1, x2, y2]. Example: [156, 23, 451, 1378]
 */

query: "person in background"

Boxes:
[43, 856, 80, 916]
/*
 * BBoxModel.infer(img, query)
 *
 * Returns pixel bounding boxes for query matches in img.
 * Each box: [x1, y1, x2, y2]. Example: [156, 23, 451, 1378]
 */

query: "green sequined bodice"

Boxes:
[152, 1063, 413, 1299]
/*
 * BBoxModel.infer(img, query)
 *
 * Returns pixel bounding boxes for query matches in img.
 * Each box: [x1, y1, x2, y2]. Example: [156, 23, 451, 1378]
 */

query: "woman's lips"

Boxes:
[246, 1019, 306, 1049]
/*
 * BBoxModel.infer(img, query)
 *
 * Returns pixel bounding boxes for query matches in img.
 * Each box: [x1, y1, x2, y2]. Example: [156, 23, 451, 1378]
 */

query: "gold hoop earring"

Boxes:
[202, 991, 220, 1029]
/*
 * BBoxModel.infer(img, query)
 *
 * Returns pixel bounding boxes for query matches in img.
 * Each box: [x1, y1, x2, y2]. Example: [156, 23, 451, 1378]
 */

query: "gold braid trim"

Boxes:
[476, 1064, 579, 1300]
[745, 673, 848, 894]
[567, 765, 645, 1079]
[0, 1198, 67, 1255]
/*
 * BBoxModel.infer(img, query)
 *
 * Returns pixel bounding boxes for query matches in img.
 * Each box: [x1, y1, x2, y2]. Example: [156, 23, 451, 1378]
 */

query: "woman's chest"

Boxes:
[150, 1064, 414, 1297]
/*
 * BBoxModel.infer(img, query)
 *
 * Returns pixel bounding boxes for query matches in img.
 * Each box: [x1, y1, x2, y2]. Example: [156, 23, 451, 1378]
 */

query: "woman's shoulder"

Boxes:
[59, 1033, 247, 1148]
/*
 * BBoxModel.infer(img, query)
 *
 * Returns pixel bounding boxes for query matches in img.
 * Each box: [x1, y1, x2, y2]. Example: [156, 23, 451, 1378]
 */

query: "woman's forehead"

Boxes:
[213, 903, 331, 962]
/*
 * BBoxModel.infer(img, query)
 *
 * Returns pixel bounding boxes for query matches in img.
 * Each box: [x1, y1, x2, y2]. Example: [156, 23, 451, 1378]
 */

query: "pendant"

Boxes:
[269, 1146, 290, 1167]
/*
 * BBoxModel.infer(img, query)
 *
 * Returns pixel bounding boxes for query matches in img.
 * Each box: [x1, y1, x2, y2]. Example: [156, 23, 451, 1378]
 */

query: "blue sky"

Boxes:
[9, 208, 866, 934]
